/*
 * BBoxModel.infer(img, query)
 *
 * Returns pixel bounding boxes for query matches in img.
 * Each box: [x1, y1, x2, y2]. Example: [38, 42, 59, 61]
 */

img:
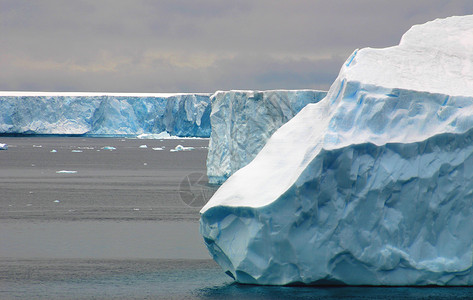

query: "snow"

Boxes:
[206, 90, 327, 184]
[0, 93, 211, 137]
[200, 15, 473, 285]
[0, 91, 203, 97]
[344, 15, 473, 97]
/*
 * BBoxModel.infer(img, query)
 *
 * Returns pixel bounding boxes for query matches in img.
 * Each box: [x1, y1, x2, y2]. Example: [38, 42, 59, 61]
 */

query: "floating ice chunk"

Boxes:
[33, 145, 42, 148]
[139, 145, 148, 148]
[137, 132, 173, 139]
[53, 200, 60, 203]
[152, 147, 164, 151]
[71, 150, 83, 153]
[50, 149, 57, 153]
[56, 170, 78, 174]
[170, 144, 194, 152]
[101, 146, 116, 150]
[0, 143, 7, 150]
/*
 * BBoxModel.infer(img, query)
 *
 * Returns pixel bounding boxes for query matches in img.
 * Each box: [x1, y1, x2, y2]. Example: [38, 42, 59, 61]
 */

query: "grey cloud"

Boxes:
[1, 0, 472, 92]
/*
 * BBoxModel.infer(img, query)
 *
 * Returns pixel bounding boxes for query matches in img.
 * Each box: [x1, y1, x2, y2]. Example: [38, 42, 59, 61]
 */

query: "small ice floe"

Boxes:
[133, 208, 140, 211]
[50, 149, 57, 153]
[143, 162, 148, 166]
[152, 147, 164, 151]
[33, 145, 42, 148]
[56, 170, 78, 174]
[0, 143, 8, 150]
[102, 146, 116, 150]
[170, 145, 195, 152]
[31, 164, 35, 167]
[139, 145, 148, 149]
[137, 132, 174, 139]
[53, 200, 60, 203]
[71, 150, 83, 153]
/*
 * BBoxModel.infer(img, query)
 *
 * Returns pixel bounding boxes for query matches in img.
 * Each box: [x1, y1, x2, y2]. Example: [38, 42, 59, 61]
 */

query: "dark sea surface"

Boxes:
[0, 137, 472, 299]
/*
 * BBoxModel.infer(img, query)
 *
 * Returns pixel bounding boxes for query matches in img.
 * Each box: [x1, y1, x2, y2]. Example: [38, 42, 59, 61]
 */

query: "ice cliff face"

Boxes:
[0, 92, 211, 137]
[207, 90, 327, 184]
[200, 15, 473, 285]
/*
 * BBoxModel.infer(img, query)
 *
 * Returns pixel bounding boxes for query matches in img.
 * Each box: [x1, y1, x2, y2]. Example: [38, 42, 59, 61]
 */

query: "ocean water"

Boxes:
[0, 137, 472, 299]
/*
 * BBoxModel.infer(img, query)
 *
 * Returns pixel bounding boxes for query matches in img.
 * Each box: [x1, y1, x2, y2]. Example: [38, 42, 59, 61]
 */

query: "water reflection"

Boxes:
[196, 282, 473, 299]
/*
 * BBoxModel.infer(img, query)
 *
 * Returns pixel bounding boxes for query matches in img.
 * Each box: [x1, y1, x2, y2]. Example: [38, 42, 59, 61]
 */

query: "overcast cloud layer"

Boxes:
[1, 1, 472, 93]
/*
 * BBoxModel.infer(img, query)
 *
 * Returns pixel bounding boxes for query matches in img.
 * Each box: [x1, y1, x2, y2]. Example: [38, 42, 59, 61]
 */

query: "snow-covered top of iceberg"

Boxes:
[201, 15, 473, 213]
[346, 15, 473, 97]
[0, 91, 210, 97]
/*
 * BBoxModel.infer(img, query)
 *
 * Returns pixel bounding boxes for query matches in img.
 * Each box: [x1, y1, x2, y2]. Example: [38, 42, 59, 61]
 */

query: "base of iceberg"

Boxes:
[200, 15, 473, 286]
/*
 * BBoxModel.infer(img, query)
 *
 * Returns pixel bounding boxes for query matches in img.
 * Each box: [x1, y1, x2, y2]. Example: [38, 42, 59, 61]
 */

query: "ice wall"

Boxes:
[0, 92, 211, 137]
[200, 15, 473, 285]
[207, 90, 327, 184]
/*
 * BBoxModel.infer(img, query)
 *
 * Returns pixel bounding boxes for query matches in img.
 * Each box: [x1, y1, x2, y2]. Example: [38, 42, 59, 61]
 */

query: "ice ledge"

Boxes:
[0, 91, 210, 97]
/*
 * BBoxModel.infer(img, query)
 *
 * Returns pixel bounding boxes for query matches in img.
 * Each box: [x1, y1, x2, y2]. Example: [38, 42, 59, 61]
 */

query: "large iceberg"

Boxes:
[207, 90, 327, 184]
[200, 15, 473, 285]
[0, 92, 211, 137]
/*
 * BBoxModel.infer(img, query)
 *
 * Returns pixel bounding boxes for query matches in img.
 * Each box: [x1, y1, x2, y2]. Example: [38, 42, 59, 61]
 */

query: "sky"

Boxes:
[1, 1, 473, 93]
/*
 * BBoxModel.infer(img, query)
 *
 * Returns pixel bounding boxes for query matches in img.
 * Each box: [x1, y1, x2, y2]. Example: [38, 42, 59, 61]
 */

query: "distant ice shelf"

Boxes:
[0, 93, 212, 138]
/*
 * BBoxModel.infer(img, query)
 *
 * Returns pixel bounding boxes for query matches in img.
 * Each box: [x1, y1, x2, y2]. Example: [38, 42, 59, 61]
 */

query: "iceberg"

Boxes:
[200, 15, 473, 285]
[207, 90, 327, 184]
[0, 143, 7, 150]
[0, 92, 211, 137]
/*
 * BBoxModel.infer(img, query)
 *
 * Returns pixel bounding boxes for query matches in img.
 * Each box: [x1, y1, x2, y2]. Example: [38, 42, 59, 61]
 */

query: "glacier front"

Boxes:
[0, 92, 211, 137]
[200, 15, 473, 285]
[207, 90, 327, 184]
